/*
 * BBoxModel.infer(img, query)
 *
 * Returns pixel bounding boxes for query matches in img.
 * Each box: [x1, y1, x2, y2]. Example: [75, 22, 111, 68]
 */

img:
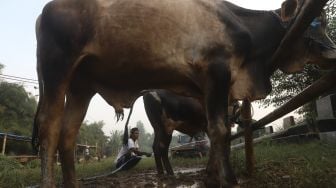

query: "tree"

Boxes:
[136, 120, 154, 153]
[259, 2, 336, 119]
[105, 130, 123, 157]
[0, 82, 37, 154]
[259, 66, 323, 118]
[326, 1, 336, 41]
[0, 63, 3, 73]
[77, 121, 108, 156]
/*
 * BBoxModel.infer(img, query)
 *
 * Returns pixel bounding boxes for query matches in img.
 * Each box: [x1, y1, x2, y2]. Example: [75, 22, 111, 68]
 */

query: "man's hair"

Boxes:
[130, 127, 139, 134]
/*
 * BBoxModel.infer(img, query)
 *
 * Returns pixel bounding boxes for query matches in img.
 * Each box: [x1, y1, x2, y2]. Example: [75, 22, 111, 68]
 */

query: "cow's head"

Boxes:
[278, 0, 336, 73]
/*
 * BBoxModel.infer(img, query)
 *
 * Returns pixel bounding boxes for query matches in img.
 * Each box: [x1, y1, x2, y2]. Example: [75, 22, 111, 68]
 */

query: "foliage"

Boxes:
[0, 81, 37, 155]
[105, 130, 123, 157]
[258, 2, 336, 118]
[77, 120, 108, 156]
[260, 66, 322, 118]
[326, 0, 336, 42]
[136, 121, 154, 153]
[0, 63, 3, 73]
[0, 155, 23, 171]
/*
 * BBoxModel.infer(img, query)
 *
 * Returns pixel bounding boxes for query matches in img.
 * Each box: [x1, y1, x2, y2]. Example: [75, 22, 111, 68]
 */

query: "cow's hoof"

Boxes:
[204, 178, 240, 188]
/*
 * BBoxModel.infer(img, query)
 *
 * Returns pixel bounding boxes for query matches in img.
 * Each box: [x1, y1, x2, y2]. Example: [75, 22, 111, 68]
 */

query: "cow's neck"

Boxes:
[243, 11, 287, 63]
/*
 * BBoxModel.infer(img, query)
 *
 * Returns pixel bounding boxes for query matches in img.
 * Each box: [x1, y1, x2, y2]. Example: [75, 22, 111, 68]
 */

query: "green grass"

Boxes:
[1, 141, 335, 187]
[0, 156, 117, 188]
[231, 141, 336, 188]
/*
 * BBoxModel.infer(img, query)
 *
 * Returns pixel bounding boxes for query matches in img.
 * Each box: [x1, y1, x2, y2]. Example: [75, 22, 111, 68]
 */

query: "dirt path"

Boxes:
[79, 168, 206, 188]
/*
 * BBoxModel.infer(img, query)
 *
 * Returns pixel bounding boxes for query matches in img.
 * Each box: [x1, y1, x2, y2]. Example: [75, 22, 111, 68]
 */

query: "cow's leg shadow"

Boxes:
[204, 58, 238, 187]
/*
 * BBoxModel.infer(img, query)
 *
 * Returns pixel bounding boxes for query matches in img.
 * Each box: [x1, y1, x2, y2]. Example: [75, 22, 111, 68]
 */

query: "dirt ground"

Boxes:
[79, 168, 206, 188]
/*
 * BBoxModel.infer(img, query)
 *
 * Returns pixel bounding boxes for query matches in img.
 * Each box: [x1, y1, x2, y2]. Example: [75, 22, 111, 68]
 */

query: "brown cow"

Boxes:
[33, 0, 335, 187]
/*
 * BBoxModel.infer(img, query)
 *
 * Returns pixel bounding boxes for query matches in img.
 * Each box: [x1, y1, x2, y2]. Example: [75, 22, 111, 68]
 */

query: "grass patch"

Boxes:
[1, 141, 335, 187]
[0, 156, 117, 187]
[0, 155, 41, 188]
[231, 141, 336, 188]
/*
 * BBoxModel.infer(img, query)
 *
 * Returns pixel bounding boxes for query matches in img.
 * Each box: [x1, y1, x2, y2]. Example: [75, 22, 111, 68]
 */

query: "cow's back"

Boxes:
[83, 0, 232, 71]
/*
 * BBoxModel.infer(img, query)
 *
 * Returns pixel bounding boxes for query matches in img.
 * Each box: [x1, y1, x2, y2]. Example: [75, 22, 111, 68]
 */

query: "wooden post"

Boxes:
[241, 100, 254, 175]
[2, 134, 7, 155]
[95, 142, 98, 155]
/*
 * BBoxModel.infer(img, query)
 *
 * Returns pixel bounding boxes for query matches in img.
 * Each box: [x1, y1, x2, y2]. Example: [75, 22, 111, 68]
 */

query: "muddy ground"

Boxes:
[77, 165, 307, 188]
[79, 168, 207, 188]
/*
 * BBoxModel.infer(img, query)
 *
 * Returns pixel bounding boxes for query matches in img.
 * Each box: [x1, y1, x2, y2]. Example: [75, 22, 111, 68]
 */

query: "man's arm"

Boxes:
[129, 148, 151, 157]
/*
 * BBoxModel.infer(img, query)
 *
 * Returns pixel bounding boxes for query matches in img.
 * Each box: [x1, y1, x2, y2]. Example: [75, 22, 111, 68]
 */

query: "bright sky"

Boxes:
[0, 0, 295, 136]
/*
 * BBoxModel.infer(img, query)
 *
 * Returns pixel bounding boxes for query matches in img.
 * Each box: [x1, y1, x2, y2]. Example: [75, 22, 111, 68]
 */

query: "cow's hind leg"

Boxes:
[152, 128, 174, 175]
[58, 84, 94, 187]
[35, 3, 92, 186]
[153, 130, 168, 175]
[160, 133, 173, 175]
[144, 93, 173, 175]
[204, 59, 238, 187]
[36, 45, 77, 188]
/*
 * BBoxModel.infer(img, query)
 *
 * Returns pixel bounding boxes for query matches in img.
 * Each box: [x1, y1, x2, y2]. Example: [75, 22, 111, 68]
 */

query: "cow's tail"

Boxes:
[122, 90, 152, 146]
[122, 104, 134, 146]
[32, 15, 43, 154]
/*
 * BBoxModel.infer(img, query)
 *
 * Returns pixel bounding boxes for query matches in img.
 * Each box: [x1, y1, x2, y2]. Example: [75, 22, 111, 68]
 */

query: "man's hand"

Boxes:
[145, 152, 152, 157]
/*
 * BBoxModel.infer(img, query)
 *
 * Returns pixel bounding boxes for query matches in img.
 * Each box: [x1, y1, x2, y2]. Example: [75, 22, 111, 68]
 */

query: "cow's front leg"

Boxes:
[58, 89, 94, 188]
[204, 60, 238, 187]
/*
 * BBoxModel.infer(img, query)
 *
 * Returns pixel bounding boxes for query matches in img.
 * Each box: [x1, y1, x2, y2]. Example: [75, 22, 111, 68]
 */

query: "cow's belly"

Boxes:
[162, 114, 205, 136]
[76, 55, 203, 109]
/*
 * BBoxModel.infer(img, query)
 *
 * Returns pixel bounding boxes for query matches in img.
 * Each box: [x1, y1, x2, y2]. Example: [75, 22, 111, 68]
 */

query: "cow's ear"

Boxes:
[281, 0, 298, 22]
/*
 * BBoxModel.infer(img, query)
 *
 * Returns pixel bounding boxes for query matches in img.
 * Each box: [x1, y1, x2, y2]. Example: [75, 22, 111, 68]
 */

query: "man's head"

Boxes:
[130, 127, 139, 140]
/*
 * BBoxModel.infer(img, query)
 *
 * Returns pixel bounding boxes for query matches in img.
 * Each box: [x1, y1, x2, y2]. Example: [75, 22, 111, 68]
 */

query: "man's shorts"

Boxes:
[116, 154, 142, 170]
